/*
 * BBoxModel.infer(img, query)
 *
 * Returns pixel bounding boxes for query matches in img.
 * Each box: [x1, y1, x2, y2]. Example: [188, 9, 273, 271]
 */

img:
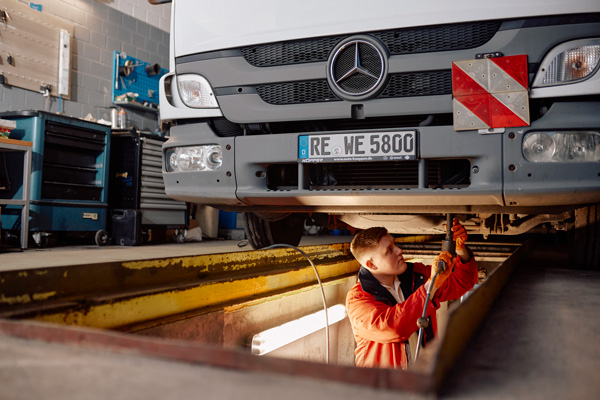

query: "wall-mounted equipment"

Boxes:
[112, 51, 166, 112]
[0, 0, 73, 98]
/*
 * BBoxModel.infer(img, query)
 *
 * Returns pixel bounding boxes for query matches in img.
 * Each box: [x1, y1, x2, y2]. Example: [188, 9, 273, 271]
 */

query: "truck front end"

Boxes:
[157, 0, 600, 265]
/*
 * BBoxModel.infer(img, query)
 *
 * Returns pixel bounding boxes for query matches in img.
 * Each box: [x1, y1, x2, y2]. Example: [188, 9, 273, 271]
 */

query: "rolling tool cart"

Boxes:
[109, 129, 187, 245]
[0, 111, 111, 247]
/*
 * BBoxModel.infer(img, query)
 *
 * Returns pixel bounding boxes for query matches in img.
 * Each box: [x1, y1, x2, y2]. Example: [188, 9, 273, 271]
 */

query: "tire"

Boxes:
[95, 229, 110, 246]
[569, 205, 600, 270]
[242, 212, 306, 249]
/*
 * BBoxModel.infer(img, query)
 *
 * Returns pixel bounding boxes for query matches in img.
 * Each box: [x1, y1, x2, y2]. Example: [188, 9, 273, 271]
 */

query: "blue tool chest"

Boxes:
[0, 111, 110, 246]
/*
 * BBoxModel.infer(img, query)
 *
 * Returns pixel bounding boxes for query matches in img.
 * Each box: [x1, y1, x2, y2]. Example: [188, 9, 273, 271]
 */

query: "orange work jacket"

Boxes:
[346, 252, 478, 369]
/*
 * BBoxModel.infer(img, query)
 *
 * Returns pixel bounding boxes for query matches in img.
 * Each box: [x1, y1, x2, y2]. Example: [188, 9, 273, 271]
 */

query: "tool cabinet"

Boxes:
[109, 129, 187, 245]
[0, 111, 110, 246]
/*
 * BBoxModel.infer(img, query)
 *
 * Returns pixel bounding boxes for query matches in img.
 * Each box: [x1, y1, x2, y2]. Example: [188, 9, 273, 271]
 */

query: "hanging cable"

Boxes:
[264, 244, 330, 364]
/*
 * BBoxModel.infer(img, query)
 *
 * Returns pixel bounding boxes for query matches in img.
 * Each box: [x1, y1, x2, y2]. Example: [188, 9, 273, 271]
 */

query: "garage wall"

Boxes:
[0, 0, 170, 132]
[104, 0, 171, 32]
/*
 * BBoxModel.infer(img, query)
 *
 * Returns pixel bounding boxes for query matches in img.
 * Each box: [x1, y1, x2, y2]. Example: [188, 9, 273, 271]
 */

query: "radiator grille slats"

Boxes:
[372, 22, 501, 55]
[266, 160, 471, 191]
[380, 71, 452, 98]
[242, 37, 341, 67]
[256, 70, 452, 105]
[242, 21, 499, 105]
[256, 80, 339, 105]
[309, 162, 419, 188]
[241, 21, 500, 67]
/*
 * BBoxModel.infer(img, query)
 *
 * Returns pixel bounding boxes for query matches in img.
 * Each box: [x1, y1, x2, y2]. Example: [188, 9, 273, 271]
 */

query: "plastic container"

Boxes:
[118, 108, 127, 129]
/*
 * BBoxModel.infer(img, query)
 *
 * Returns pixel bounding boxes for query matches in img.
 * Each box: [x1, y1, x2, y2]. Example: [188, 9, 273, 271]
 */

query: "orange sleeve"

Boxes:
[346, 283, 438, 344]
[433, 249, 478, 303]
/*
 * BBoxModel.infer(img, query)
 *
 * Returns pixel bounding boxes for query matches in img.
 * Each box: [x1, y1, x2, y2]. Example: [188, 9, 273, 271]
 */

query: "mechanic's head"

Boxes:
[350, 227, 388, 263]
[351, 227, 408, 277]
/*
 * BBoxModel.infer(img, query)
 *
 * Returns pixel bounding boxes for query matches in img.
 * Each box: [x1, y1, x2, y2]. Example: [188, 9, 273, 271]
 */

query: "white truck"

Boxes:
[152, 0, 600, 267]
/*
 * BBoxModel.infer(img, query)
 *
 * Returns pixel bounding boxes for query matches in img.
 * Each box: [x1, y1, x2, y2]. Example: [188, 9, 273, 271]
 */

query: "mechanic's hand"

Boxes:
[452, 219, 468, 251]
[432, 251, 456, 288]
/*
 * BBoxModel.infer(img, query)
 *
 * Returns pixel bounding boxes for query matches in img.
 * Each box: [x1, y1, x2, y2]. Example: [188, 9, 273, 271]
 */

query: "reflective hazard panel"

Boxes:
[452, 55, 530, 131]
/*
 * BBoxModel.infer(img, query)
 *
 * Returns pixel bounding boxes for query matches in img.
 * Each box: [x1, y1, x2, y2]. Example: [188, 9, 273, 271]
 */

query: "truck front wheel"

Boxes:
[242, 212, 306, 249]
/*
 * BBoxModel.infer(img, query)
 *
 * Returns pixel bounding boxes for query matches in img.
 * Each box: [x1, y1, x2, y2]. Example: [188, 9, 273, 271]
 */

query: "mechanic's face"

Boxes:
[367, 234, 407, 277]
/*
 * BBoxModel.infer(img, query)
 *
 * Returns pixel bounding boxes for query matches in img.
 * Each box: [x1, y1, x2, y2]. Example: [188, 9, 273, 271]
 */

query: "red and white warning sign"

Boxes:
[452, 55, 530, 131]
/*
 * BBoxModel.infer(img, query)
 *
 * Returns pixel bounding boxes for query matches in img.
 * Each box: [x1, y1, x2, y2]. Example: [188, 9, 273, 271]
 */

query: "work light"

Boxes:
[523, 131, 600, 162]
[165, 145, 223, 172]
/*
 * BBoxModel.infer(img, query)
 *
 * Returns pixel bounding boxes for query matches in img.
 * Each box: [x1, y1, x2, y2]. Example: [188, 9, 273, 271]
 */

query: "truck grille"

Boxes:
[256, 80, 339, 105]
[380, 71, 452, 98]
[309, 161, 420, 188]
[266, 160, 471, 190]
[256, 71, 452, 105]
[241, 21, 500, 67]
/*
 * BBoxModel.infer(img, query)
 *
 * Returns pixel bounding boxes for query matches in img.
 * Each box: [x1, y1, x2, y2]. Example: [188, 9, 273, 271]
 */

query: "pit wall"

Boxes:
[134, 276, 358, 366]
[132, 261, 500, 365]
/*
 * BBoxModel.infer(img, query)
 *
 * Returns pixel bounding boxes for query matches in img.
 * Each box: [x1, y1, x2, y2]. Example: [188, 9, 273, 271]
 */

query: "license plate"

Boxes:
[298, 131, 417, 163]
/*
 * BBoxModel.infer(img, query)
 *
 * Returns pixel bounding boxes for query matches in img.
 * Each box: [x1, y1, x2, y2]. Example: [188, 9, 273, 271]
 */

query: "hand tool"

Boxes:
[414, 213, 455, 362]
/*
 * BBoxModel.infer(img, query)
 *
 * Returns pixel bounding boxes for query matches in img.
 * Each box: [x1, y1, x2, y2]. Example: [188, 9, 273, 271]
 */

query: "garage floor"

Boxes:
[0, 235, 349, 271]
[1, 238, 254, 271]
[1, 238, 599, 399]
[442, 243, 600, 399]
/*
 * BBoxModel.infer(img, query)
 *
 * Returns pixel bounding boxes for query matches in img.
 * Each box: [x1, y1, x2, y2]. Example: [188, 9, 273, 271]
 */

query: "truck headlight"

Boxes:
[533, 39, 600, 87]
[177, 74, 219, 108]
[165, 145, 223, 172]
[523, 131, 600, 162]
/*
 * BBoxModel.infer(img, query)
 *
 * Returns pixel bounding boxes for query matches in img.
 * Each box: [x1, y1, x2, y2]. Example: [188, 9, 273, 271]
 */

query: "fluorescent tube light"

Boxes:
[251, 304, 347, 356]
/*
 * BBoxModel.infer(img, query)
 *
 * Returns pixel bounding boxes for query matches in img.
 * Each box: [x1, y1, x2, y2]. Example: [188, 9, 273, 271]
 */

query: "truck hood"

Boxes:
[173, 0, 599, 57]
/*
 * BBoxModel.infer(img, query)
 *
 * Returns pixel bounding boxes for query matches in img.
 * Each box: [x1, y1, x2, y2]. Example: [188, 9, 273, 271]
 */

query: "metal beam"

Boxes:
[0, 243, 359, 329]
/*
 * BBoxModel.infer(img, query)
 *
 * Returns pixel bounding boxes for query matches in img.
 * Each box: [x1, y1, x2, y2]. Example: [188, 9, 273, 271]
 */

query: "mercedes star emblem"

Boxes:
[328, 36, 388, 100]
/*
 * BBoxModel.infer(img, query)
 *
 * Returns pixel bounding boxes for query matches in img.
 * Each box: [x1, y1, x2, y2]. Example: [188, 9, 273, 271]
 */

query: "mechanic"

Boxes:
[345, 219, 478, 369]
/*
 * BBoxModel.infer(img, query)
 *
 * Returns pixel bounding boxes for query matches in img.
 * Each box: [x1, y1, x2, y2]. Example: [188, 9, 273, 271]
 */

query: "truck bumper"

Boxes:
[163, 101, 600, 213]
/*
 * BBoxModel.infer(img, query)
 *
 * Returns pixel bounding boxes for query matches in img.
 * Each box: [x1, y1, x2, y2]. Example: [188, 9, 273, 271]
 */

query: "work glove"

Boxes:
[431, 251, 456, 288]
[451, 219, 468, 251]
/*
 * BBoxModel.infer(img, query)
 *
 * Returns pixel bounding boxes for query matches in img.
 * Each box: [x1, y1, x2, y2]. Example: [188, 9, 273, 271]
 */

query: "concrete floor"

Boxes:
[1, 237, 599, 399]
[442, 244, 600, 399]
[1, 239, 251, 271]
[0, 235, 353, 271]
[0, 332, 427, 400]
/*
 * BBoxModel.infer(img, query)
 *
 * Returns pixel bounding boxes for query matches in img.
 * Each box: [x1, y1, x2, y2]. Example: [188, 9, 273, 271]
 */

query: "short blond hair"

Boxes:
[350, 227, 388, 264]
